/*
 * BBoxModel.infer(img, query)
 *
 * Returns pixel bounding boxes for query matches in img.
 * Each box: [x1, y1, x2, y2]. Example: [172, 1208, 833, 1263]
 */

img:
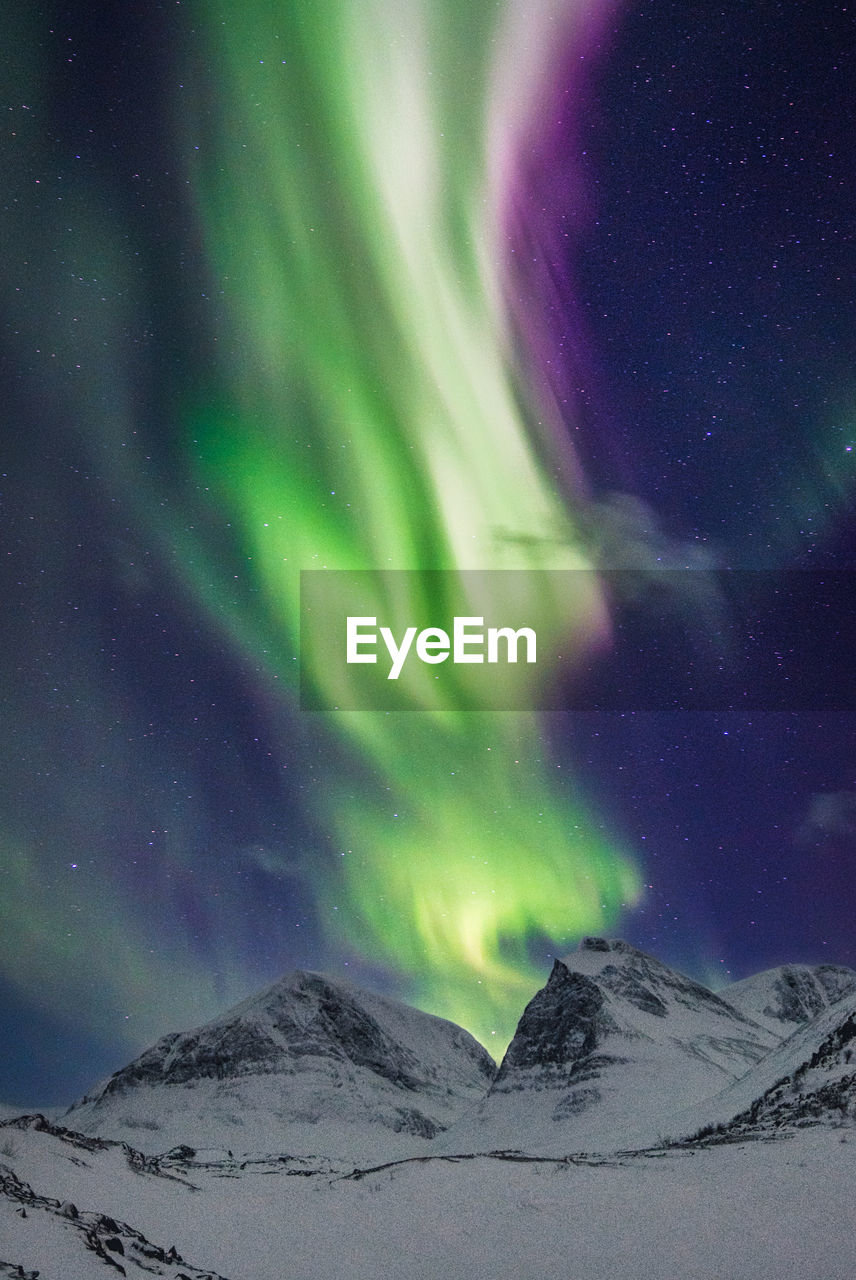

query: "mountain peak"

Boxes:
[441, 939, 779, 1154]
[578, 937, 633, 954]
[578, 936, 613, 952]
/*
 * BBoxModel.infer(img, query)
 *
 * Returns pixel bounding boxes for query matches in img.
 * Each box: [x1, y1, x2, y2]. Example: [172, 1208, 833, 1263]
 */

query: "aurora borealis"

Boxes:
[177, 0, 642, 1041]
[2, 0, 856, 1103]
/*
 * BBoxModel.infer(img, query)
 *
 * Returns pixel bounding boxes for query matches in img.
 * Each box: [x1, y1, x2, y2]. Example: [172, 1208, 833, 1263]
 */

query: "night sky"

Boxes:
[2, 0, 856, 1106]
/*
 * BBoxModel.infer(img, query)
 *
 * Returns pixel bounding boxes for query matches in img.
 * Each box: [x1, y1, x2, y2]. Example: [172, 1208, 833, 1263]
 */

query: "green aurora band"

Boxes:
[179, 0, 641, 1046]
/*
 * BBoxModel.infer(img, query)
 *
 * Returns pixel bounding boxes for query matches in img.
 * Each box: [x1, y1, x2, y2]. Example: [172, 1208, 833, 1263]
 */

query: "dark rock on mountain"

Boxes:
[0, 1162, 230, 1279]
[493, 962, 619, 1086]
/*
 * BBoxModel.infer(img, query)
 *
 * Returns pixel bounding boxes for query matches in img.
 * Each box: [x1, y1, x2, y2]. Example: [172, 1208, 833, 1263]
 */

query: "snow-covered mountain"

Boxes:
[445, 938, 856, 1153]
[723, 963, 856, 1037]
[440, 938, 782, 1153]
[64, 970, 495, 1161]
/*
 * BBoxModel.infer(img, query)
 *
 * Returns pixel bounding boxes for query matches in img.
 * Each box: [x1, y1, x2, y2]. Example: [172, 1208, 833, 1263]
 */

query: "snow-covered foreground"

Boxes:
[7, 943, 856, 1278]
[173, 1134, 856, 1280]
[2, 1119, 855, 1280]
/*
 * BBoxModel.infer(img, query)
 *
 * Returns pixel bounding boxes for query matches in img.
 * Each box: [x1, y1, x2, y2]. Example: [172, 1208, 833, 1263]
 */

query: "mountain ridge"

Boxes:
[17, 940, 856, 1162]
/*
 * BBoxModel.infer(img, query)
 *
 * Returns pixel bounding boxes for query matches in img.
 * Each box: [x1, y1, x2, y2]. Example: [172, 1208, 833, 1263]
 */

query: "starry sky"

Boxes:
[2, 0, 856, 1106]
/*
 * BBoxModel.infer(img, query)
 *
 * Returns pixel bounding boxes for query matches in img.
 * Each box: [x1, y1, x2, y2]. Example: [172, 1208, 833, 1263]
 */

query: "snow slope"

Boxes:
[0, 1117, 227, 1279]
